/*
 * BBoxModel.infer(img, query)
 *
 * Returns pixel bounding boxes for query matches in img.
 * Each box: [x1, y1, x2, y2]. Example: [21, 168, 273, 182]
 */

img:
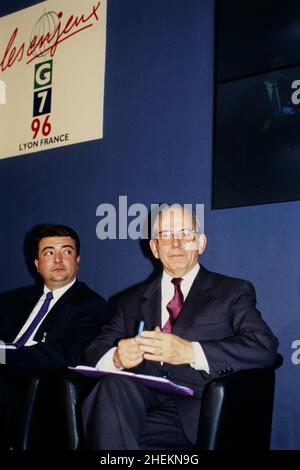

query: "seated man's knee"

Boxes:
[93, 375, 145, 401]
[101, 374, 138, 390]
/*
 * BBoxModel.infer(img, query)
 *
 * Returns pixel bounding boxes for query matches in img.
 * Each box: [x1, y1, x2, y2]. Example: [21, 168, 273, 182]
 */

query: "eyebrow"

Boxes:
[41, 244, 75, 253]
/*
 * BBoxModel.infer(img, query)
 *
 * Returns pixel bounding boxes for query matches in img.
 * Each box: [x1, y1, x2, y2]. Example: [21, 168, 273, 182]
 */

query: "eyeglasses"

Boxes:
[155, 228, 199, 245]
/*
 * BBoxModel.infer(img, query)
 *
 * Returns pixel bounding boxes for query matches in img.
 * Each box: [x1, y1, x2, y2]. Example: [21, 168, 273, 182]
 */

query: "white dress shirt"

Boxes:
[13, 278, 77, 346]
[97, 264, 209, 373]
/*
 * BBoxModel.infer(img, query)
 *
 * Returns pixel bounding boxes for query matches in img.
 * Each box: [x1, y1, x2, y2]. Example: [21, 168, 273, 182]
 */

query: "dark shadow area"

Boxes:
[0, 285, 40, 344]
[0, 223, 68, 326]
[0, 225, 48, 325]
[23, 224, 50, 285]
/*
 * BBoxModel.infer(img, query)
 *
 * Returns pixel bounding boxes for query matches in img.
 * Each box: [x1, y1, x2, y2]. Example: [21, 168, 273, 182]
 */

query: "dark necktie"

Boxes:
[14, 291, 53, 347]
[162, 278, 184, 333]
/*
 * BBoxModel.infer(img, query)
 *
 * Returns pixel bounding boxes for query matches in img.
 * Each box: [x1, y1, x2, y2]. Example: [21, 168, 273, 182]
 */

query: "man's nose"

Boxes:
[53, 251, 63, 263]
[171, 234, 182, 248]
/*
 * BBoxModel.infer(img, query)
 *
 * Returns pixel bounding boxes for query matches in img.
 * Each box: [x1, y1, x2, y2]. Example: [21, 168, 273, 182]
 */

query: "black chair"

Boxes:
[20, 354, 283, 450]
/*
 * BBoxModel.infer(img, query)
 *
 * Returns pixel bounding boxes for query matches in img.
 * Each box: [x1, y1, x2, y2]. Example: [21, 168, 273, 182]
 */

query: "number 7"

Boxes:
[37, 90, 48, 114]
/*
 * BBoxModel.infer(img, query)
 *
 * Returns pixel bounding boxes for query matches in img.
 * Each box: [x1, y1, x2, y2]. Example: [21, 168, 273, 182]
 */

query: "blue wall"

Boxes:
[0, 0, 299, 449]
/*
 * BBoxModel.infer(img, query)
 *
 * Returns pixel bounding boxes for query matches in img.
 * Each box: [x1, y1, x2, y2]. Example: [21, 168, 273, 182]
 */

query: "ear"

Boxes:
[149, 239, 160, 259]
[198, 234, 207, 255]
[76, 255, 80, 264]
[34, 258, 39, 272]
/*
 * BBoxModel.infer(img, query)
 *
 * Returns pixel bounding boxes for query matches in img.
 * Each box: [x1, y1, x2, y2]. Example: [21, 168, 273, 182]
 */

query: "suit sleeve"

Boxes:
[199, 281, 278, 377]
[80, 301, 128, 367]
[4, 295, 108, 377]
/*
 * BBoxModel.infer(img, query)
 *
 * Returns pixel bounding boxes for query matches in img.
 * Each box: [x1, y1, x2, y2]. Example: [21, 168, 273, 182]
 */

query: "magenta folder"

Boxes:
[69, 366, 194, 396]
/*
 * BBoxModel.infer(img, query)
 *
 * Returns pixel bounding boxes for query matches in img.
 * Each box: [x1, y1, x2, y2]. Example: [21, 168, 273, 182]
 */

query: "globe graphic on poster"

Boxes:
[30, 11, 60, 59]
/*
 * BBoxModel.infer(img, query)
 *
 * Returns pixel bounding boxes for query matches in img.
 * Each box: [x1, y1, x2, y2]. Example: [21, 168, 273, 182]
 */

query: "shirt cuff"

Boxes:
[190, 342, 210, 373]
[95, 347, 123, 371]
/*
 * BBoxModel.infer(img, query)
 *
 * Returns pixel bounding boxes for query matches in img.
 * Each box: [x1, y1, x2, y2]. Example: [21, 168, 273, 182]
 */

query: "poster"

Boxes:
[0, 0, 107, 159]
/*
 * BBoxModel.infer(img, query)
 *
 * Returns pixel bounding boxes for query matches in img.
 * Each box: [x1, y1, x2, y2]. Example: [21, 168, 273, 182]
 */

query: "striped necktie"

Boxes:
[14, 291, 53, 347]
[162, 278, 184, 333]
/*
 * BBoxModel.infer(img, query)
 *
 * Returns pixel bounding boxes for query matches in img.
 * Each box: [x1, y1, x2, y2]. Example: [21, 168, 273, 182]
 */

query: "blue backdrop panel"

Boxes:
[0, 0, 299, 449]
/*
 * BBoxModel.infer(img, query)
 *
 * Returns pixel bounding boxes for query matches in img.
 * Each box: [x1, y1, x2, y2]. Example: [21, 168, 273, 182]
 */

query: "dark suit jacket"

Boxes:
[81, 266, 278, 443]
[0, 280, 107, 376]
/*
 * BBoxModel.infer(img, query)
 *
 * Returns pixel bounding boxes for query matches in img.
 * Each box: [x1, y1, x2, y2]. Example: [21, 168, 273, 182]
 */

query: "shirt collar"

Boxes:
[162, 263, 200, 284]
[162, 263, 200, 301]
[44, 278, 77, 300]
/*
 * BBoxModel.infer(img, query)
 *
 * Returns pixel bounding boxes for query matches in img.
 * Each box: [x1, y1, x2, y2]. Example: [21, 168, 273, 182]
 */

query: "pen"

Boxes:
[42, 332, 47, 343]
[138, 320, 145, 335]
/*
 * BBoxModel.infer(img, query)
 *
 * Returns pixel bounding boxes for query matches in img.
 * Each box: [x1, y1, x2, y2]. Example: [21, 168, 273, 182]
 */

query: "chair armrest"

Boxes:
[59, 372, 99, 449]
[20, 370, 99, 449]
[197, 358, 282, 450]
[20, 355, 284, 450]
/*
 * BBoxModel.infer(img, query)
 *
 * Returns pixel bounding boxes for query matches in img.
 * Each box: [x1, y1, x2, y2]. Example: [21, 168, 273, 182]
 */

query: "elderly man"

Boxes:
[81, 204, 278, 450]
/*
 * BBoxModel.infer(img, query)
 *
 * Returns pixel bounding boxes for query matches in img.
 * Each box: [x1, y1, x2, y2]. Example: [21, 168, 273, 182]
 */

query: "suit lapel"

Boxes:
[140, 275, 162, 330]
[34, 281, 80, 334]
[139, 267, 215, 334]
[172, 266, 214, 336]
[49, 280, 79, 312]
[24, 289, 42, 317]
[2, 286, 42, 342]
[13, 288, 42, 336]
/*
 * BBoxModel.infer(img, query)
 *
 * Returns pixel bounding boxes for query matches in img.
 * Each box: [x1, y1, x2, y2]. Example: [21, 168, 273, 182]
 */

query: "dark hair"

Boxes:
[33, 224, 80, 258]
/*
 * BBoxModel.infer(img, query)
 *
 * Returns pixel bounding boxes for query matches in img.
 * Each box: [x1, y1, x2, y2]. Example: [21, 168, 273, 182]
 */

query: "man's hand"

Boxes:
[113, 337, 144, 369]
[135, 327, 195, 365]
